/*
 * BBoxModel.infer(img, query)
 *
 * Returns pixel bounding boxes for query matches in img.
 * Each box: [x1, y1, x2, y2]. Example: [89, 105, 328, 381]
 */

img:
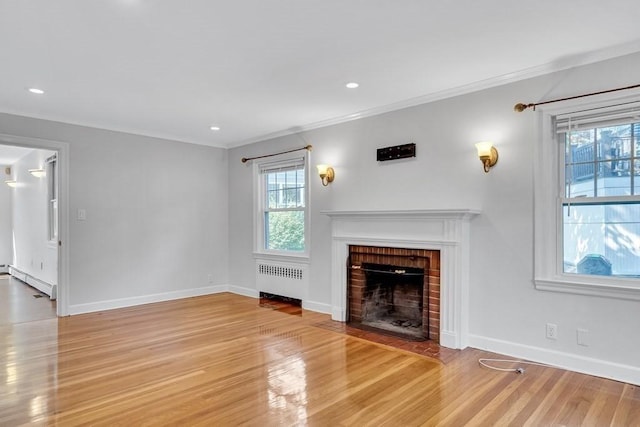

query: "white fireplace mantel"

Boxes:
[322, 209, 480, 349]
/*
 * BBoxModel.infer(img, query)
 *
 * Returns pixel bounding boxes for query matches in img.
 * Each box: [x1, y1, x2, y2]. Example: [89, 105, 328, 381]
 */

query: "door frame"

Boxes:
[0, 133, 69, 316]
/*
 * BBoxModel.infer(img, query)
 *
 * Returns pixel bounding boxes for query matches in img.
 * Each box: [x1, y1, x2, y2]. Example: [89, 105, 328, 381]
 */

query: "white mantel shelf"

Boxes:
[321, 209, 481, 220]
[323, 208, 481, 350]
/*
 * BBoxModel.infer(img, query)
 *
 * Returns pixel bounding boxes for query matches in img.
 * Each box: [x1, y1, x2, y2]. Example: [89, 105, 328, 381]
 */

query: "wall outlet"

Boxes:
[207, 274, 213, 283]
[577, 328, 589, 346]
[546, 323, 558, 340]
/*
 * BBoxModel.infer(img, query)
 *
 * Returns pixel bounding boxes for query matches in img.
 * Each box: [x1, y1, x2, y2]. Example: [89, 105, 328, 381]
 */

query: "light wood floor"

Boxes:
[1, 292, 638, 426]
[0, 274, 57, 325]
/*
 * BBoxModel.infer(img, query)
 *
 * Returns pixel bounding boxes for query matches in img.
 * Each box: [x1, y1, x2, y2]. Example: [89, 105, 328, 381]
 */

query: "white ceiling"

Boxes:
[0, 145, 33, 165]
[1, 1, 640, 149]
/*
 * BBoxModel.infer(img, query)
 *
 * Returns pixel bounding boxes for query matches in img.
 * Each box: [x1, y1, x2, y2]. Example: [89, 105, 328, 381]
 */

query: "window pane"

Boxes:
[563, 203, 640, 277]
[265, 167, 305, 209]
[566, 164, 594, 198]
[596, 125, 632, 161]
[565, 131, 595, 197]
[265, 210, 304, 252]
[596, 161, 631, 196]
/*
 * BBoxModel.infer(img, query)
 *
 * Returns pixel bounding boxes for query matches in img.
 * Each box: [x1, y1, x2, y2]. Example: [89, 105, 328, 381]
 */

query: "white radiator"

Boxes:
[255, 259, 308, 300]
[8, 265, 57, 300]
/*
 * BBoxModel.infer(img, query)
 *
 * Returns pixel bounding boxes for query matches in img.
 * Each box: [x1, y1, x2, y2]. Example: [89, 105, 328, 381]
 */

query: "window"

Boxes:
[47, 154, 58, 242]
[535, 98, 640, 298]
[255, 155, 309, 256]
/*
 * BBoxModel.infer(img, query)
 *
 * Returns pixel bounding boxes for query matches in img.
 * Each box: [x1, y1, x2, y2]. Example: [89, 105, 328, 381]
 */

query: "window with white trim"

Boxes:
[535, 98, 640, 298]
[46, 154, 58, 242]
[559, 105, 640, 278]
[255, 154, 309, 255]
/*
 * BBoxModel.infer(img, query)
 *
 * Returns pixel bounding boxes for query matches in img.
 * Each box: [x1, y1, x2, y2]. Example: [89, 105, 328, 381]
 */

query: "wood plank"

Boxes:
[1, 292, 638, 426]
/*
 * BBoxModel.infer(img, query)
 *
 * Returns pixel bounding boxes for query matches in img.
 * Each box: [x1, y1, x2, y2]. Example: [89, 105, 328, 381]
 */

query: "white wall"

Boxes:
[0, 114, 229, 313]
[0, 164, 13, 267]
[228, 52, 640, 383]
[11, 149, 58, 285]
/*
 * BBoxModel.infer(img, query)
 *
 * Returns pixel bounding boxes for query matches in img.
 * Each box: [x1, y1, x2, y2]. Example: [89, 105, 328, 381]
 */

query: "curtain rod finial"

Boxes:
[241, 158, 248, 163]
[514, 103, 530, 112]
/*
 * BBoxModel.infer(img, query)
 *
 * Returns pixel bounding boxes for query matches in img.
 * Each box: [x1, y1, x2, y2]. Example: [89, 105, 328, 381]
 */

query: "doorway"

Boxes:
[0, 133, 68, 317]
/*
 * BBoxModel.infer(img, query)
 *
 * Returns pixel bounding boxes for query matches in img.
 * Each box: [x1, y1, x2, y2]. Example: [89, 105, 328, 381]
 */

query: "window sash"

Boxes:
[256, 154, 308, 255]
[561, 117, 639, 200]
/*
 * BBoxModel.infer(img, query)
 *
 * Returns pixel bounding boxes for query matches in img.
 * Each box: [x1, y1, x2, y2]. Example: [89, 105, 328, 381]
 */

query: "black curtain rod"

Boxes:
[514, 83, 640, 112]
[241, 144, 312, 163]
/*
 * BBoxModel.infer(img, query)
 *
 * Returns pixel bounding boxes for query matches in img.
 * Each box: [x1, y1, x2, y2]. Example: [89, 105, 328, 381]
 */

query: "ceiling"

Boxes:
[1, 1, 640, 149]
[0, 145, 33, 165]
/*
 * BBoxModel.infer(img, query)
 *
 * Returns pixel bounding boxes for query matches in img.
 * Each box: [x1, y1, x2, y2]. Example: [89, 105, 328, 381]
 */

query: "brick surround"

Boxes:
[348, 245, 440, 343]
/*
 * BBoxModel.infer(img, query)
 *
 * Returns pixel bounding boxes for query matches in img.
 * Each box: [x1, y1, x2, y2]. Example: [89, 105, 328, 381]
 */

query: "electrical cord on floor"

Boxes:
[478, 358, 554, 375]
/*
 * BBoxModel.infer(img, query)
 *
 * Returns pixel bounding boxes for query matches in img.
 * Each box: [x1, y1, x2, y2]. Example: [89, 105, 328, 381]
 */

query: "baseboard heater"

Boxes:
[8, 265, 57, 300]
[255, 258, 308, 301]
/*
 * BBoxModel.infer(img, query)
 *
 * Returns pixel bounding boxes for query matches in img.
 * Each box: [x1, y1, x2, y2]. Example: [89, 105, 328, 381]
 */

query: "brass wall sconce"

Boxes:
[475, 142, 499, 173]
[316, 164, 335, 186]
[29, 168, 46, 178]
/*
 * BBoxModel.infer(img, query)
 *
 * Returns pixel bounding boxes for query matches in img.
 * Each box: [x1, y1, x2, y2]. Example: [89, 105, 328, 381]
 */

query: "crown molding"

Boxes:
[227, 40, 640, 149]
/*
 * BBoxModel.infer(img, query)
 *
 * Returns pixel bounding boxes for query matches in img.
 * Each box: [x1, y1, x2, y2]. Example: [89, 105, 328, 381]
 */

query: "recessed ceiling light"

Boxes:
[28, 88, 45, 94]
[210, 126, 220, 131]
[346, 82, 359, 89]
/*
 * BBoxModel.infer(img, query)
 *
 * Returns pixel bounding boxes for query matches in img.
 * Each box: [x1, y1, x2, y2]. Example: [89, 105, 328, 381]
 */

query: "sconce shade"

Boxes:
[29, 168, 46, 178]
[475, 142, 499, 173]
[5, 180, 17, 188]
[316, 164, 335, 186]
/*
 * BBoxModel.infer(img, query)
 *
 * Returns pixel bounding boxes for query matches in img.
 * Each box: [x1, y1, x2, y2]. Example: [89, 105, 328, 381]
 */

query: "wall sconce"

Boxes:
[316, 164, 335, 186]
[475, 141, 499, 173]
[29, 168, 46, 178]
[5, 180, 17, 188]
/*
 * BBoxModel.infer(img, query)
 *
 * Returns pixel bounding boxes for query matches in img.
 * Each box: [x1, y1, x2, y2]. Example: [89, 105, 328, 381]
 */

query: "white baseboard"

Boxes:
[9, 265, 57, 300]
[468, 334, 640, 386]
[228, 285, 259, 298]
[66, 283, 334, 322]
[302, 300, 332, 314]
[68, 285, 228, 315]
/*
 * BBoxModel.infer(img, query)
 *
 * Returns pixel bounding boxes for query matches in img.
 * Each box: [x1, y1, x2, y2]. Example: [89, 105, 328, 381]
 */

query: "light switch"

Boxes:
[77, 208, 87, 221]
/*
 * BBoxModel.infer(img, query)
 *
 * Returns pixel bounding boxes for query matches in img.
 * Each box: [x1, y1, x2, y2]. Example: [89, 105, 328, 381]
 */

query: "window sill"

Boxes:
[535, 277, 640, 301]
[253, 252, 310, 264]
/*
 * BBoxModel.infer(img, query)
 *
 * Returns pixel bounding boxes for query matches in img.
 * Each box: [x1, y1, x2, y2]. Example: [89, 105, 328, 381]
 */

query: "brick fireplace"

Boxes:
[348, 245, 440, 342]
[323, 209, 479, 349]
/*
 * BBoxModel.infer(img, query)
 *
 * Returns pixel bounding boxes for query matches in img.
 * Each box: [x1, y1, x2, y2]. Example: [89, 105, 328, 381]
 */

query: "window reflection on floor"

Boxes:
[267, 353, 308, 422]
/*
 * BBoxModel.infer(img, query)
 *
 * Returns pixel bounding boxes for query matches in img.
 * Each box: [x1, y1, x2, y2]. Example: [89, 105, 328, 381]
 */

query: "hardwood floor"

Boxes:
[0, 274, 57, 325]
[1, 292, 638, 426]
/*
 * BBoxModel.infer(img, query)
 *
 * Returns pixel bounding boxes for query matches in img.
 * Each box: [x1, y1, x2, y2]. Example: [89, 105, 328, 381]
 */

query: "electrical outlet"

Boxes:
[207, 274, 213, 283]
[546, 323, 558, 340]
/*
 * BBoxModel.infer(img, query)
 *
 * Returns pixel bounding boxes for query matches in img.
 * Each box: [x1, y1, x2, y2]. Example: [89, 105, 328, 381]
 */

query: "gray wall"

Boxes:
[228, 52, 640, 380]
[0, 114, 229, 311]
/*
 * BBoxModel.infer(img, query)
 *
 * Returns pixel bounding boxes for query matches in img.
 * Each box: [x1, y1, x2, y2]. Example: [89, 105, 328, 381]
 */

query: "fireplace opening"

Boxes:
[358, 263, 426, 340]
[347, 245, 438, 342]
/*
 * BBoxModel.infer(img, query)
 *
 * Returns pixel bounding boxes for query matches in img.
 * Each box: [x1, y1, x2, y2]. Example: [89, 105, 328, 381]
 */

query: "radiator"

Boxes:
[255, 259, 308, 300]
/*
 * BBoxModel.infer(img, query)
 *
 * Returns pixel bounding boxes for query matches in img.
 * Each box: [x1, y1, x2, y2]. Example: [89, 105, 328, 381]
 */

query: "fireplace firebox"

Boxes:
[348, 245, 439, 342]
[360, 263, 425, 339]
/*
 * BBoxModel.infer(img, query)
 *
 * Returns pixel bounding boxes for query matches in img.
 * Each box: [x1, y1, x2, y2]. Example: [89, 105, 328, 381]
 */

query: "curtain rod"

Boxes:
[514, 83, 640, 112]
[241, 144, 313, 163]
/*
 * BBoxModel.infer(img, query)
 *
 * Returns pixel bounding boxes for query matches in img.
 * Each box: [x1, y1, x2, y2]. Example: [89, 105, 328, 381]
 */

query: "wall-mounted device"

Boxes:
[377, 143, 416, 162]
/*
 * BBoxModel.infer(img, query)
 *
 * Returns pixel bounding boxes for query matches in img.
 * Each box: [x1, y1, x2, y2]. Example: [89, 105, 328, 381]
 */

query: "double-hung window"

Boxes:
[256, 155, 308, 256]
[535, 98, 640, 298]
